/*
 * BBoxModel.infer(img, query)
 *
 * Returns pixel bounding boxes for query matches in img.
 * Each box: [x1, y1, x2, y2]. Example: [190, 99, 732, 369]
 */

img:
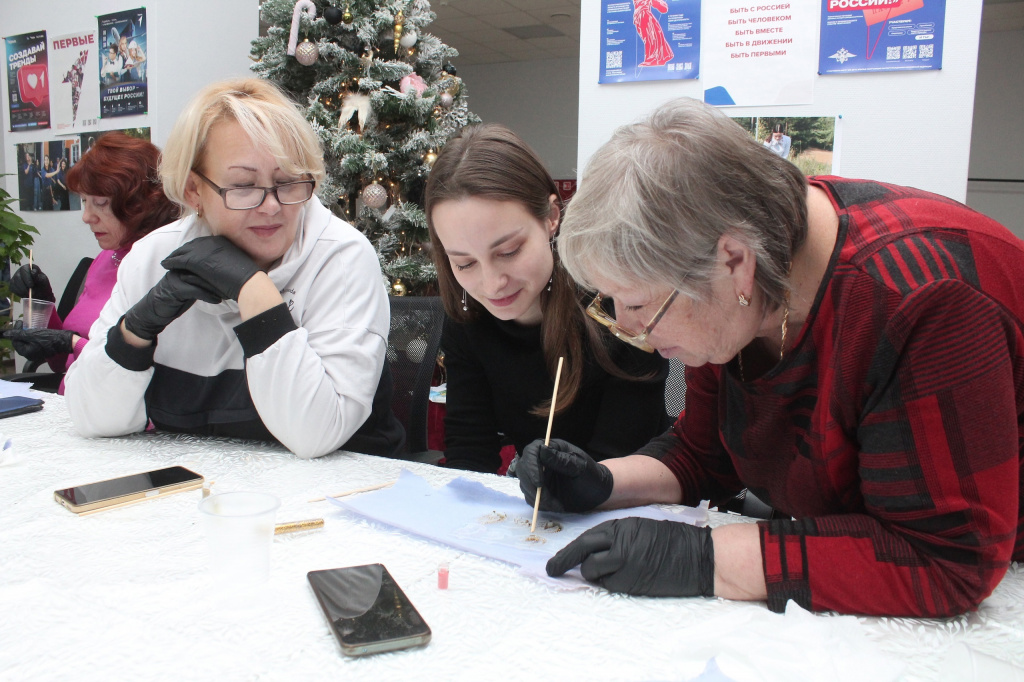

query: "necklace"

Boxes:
[111, 252, 123, 266]
[737, 295, 790, 382]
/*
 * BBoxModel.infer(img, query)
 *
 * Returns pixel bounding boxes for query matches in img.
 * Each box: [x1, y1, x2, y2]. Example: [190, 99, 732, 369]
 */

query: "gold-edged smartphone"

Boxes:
[308, 564, 432, 657]
[54, 466, 204, 515]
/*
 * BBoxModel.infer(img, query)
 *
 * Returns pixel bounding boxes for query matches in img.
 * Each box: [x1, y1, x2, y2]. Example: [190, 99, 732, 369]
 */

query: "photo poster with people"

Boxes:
[97, 8, 148, 118]
[819, 0, 945, 74]
[599, 0, 701, 84]
[4, 31, 49, 131]
[702, 0, 820, 106]
[50, 30, 100, 132]
[14, 138, 79, 212]
[732, 115, 841, 176]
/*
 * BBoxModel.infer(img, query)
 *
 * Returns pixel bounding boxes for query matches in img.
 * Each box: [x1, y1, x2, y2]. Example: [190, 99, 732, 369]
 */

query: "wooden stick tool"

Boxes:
[531, 356, 563, 533]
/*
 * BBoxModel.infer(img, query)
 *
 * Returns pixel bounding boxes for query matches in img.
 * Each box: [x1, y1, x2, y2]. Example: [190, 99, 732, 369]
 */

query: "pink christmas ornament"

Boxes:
[399, 73, 427, 96]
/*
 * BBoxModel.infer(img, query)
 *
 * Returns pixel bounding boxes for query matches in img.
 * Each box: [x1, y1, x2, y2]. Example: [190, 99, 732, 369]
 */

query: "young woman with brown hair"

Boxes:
[425, 123, 671, 474]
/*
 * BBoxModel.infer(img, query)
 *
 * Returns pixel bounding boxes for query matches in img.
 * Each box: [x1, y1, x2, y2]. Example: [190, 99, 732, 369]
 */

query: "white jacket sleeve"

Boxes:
[241, 236, 389, 460]
[63, 273, 153, 437]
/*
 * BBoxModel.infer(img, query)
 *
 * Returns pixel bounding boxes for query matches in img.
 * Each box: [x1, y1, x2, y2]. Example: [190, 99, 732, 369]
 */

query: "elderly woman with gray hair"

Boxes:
[516, 97, 1024, 618]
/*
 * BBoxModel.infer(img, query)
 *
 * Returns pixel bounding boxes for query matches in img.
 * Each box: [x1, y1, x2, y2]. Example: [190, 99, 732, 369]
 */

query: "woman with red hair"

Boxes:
[4, 133, 178, 393]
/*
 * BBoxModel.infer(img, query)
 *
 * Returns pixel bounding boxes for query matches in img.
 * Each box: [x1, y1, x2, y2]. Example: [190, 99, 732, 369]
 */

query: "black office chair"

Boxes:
[386, 296, 445, 462]
[6, 256, 94, 392]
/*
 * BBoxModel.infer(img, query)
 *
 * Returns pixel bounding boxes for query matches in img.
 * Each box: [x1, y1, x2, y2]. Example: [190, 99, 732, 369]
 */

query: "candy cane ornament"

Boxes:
[287, 0, 318, 55]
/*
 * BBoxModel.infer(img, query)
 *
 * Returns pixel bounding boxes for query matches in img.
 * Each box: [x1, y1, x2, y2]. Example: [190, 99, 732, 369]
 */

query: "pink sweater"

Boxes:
[48, 249, 128, 393]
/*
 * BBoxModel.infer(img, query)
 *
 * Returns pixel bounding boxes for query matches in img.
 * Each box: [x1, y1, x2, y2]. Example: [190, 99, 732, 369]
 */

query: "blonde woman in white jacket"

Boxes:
[65, 78, 404, 459]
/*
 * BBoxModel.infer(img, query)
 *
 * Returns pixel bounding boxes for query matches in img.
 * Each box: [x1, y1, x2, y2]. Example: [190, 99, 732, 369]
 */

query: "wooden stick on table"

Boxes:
[308, 480, 395, 503]
[531, 356, 564, 533]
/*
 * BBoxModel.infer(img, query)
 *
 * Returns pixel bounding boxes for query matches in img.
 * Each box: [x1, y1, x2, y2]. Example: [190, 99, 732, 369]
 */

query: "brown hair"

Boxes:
[66, 132, 179, 246]
[425, 123, 621, 416]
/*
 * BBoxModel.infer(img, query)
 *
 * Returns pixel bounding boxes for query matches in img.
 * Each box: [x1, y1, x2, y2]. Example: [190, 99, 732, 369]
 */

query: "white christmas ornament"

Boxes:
[287, 0, 317, 55]
[361, 183, 388, 209]
[399, 29, 418, 48]
[295, 39, 319, 66]
[340, 92, 371, 129]
[439, 92, 454, 109]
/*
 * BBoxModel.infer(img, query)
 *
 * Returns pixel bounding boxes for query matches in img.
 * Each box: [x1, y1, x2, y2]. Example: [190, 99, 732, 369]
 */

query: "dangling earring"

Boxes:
[461, 289, 468, 311]
[196, 204, 203, 219]
[738, 293, 750, 307]
[546, 275, 553, 292]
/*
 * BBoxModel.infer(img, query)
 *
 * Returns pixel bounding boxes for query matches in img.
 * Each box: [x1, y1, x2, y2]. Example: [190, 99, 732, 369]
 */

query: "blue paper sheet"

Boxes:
[327, 470, 708, 588]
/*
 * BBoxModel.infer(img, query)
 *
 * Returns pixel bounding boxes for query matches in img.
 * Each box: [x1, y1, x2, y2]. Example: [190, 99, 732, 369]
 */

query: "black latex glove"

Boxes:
[123, 270, 222, 341]
[546, 518, 715, 598]
[517, 438, 614, 513]
[3, 328, 74, 362]
[160, 236, 261, 301]
[10, 264, 55, 301]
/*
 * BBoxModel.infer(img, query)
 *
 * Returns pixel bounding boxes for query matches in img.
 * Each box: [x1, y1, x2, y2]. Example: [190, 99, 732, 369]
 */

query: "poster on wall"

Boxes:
[14, 139, 80, 211]
[599, 0, 701, 84]
[731, 115, 841, 176]
[50, 30, 100, 132]
[702, 0, 820, 106]
[819, 0, 945, 74]
[98, 8, 148, 118]
[4, 31, 49, 131]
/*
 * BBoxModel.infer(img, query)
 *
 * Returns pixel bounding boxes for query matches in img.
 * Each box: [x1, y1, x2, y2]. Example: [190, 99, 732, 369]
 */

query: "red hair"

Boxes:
[67, 132, 179, 245]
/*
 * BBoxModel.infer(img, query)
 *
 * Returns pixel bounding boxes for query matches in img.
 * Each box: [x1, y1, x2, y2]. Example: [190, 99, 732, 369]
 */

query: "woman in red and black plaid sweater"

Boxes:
[517, 97, 1024, 618]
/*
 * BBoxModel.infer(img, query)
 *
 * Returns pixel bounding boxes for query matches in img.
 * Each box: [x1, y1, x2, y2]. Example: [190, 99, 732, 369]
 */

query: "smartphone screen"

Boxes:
[308, 564, 431, 656]
[55, 466, 202, 506]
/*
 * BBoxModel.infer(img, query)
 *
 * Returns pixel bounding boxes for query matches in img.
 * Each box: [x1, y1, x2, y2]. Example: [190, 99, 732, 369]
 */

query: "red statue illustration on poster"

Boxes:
[633, 0, 674, 67]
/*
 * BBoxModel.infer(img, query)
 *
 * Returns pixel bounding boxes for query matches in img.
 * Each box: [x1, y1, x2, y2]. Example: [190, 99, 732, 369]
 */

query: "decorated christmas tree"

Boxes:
[251, 0, 478, 295]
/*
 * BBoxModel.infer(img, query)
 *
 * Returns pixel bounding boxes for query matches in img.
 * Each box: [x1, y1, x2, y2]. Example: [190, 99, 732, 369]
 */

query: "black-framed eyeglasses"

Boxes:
[193, 170, 315, 210]
[586, 289, 679, 353]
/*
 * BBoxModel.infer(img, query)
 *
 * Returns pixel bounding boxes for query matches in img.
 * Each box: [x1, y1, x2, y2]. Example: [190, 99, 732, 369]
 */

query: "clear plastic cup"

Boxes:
[198, 492, 280, 586]
[22, 299, 55, 329]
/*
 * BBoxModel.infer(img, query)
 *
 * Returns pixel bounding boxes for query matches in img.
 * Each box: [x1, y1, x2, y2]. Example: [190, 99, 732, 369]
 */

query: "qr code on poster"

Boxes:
[902, 45, 918, 59]
[606, 51, 623, 69]
[919, 44, 934, 58]
[886, 46, 901, 60]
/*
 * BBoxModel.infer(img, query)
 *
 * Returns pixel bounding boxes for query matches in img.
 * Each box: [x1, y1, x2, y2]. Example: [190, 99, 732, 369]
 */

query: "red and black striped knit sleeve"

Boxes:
[635, 362, 745, 508]
[762, 277, 1022, 616]
[761, 181, 1024, 617]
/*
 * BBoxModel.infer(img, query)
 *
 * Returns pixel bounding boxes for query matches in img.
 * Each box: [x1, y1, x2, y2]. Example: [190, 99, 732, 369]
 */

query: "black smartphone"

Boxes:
[0, 395, 44, 419]
[308, 564, 432, 657]
[54, 465, 204, 514]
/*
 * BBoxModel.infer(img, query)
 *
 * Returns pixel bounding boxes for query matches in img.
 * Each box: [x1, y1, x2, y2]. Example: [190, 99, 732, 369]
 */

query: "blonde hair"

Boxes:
[160, 78, 325, 214]
[560, 97, 807, 314]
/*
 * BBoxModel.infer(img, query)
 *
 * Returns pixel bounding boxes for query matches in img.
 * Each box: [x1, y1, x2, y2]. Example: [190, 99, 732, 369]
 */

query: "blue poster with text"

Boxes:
[819, 0, 945, 75]
[600, 0, 701, 84]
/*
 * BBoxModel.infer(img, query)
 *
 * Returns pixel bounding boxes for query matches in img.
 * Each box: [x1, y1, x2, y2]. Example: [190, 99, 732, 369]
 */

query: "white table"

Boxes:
[2, 395, 1024, 681]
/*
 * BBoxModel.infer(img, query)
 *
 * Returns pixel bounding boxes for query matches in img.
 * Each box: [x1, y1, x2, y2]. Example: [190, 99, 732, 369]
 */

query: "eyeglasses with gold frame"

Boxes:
[585, 289, 679, 353]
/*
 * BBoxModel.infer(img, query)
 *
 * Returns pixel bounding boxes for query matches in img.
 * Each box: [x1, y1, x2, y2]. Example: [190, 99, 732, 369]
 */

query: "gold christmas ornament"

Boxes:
[392, 279, 408, 296]
[295, 38, 319, 66]
[394, 10, 405, 54]
[361, 182, 389, 209]
[423, 150, 438, 168]
[343, 3, 353, 24]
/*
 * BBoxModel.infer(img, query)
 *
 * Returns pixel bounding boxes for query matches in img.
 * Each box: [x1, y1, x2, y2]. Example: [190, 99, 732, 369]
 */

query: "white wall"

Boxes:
[457, 57, 580, 180]
[0, 0, 256, 299]
[967, 28, 1024, 237]
[577, 2, 985, 206]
